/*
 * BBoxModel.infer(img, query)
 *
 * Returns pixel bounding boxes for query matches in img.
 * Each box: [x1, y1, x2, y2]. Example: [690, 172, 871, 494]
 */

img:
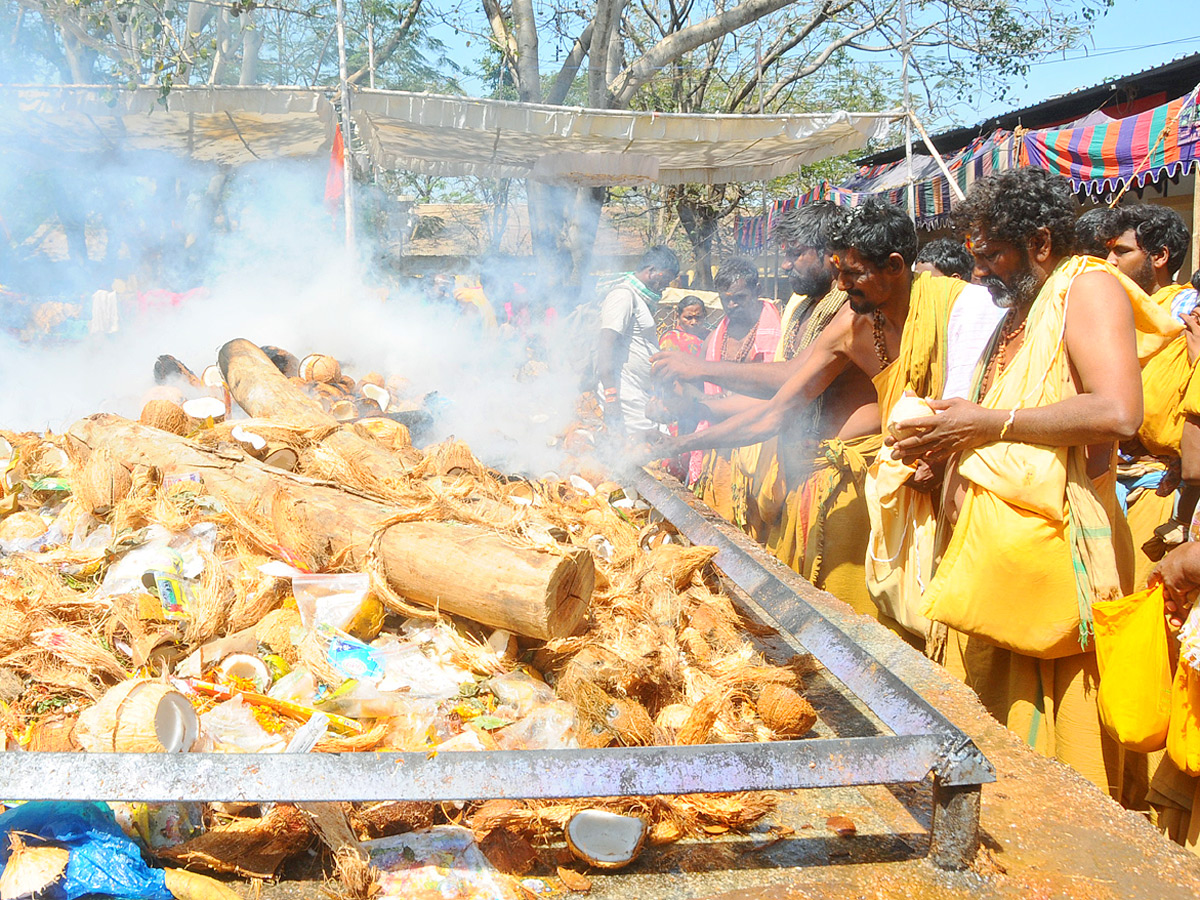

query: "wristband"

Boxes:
[604, 387, 619, 403]
[999, 408, 1017, 441]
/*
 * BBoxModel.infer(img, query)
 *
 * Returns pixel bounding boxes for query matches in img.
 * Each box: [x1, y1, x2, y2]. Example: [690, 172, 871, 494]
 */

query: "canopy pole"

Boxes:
[335, 0, 356, 255]
[899, 0, 915, 223]
[368, 24, 376, 90]
[909, 111, 965, 202]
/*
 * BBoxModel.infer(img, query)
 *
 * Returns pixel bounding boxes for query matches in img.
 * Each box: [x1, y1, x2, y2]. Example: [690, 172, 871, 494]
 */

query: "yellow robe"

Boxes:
[733, 290, 846, 542]
[922, 257, 1136, 797]
[1124, 289, 1200, 589]
[864, 273, 966, 646]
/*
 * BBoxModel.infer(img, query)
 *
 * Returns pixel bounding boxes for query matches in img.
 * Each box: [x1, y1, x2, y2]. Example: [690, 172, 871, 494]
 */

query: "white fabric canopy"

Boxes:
[353, 90, 899, 185]
[0, 86, 334, 166]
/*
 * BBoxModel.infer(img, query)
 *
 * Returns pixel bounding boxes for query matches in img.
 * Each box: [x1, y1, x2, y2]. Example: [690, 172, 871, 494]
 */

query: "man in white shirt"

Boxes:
[597, 246, 680, 436]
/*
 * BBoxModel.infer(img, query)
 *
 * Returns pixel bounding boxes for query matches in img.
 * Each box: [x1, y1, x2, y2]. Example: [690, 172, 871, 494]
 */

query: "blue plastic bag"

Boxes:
[0, 801, 173, 900]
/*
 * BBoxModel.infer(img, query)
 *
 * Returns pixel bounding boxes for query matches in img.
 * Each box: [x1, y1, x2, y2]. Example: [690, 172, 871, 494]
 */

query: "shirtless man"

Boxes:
[646, 201, 966, 628]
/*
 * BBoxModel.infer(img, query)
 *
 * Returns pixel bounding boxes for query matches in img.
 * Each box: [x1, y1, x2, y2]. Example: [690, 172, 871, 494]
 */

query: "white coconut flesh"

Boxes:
[565, 809, 648, 868]
[154, 691, 200, 752]
[231, 425, 267, 452]
[218, 653, 271, 693]
[361, 383, 390, 412]
[568, 475, 596, 496]
[183, 396, 227, 420]
[202, 365, 225, 388]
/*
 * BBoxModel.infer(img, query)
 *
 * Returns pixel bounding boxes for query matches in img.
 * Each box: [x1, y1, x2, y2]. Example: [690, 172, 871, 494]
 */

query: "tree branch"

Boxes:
[546, 23, 594, 105]
[609, 0, 797, 108]
[347, 0, 424, 85]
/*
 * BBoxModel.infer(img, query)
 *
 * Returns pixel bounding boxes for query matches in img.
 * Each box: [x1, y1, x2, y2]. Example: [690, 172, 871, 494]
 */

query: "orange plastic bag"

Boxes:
[1092, 584, 1172, 752]
[1168, 657, 1200, 776]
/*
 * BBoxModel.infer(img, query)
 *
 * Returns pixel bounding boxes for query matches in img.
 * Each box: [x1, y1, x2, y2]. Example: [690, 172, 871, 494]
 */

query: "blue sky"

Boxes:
[966, 0, 1198, 124]
[432, 0, 1197, 131]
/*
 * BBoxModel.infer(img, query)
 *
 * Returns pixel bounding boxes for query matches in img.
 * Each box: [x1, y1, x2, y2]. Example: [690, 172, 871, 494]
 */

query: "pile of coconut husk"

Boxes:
[0, 338, 820, 898]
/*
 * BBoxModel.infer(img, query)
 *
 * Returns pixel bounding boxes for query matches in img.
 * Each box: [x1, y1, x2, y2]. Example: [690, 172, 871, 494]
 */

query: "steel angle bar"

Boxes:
[630, 468, 994, 788]
[0, 736, 942, 804]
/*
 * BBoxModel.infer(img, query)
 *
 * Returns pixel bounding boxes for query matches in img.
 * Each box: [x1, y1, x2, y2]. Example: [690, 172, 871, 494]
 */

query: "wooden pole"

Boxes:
[218, 339, 422, 484]
[68, 415, 593, 641]
[335, 0, 356, 255]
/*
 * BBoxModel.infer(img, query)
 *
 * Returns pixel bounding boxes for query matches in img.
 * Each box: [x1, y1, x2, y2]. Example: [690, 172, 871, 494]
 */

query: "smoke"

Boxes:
[0, 147, 589, 477]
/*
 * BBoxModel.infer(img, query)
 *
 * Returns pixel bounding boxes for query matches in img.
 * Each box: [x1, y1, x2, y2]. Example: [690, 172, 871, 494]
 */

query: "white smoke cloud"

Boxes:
[0, 150, 585, 476]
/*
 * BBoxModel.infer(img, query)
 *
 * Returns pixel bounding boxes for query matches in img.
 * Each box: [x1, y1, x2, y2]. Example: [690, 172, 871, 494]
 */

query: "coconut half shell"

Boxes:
[0, 837, 69, 900]
[565, 809, 648, 869]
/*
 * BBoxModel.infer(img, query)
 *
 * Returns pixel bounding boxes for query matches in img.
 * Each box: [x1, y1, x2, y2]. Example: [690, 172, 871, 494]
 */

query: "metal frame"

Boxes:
[0, 468, 993, 871]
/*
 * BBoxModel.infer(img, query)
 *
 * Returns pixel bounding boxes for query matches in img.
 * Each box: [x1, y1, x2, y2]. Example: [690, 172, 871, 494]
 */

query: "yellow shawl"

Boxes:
[920, 256, 1132, 658]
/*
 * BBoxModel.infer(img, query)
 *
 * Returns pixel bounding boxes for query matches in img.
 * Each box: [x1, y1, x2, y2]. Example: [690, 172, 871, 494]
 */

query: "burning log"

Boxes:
[66, 415, 593, 640]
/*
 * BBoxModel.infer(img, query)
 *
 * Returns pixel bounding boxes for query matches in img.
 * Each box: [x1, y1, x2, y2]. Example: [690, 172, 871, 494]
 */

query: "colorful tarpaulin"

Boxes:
[1024, 85, 1200, 195]
[733, 81, 1200, 247]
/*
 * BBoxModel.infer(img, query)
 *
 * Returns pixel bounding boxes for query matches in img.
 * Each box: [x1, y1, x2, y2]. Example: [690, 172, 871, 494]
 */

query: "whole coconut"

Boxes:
[757, 683, 817, 738]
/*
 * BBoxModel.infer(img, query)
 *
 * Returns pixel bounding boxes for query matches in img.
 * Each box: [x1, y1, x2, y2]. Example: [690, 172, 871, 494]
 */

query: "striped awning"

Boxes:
[726, 80, 1200, 246]
[1022, 85, 1200, 195]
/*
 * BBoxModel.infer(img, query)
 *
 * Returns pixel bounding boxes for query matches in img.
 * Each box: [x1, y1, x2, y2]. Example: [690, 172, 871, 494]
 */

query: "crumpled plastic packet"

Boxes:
[0, 801, 174, 900]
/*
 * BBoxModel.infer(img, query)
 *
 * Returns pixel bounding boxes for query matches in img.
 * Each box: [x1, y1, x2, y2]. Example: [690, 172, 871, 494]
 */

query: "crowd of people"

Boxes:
[596, 166, 1200, 851]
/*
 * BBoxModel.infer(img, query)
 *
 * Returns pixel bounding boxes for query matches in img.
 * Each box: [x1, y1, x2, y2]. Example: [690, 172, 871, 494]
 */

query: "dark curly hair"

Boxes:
[772, 201, 849, 253]
[915, 238, 973, 279]
[953, 167, 1077, 258]
[827, 199, 919, 268]
[714, 257, 760, 292]
[1117, 204, 1191, 274]
[1074, 207, 1122, 259]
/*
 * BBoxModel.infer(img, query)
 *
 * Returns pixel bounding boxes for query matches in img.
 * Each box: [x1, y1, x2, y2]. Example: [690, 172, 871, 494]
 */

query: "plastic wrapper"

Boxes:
[483, 671, 556, 720]
[373, 637, 474, 700]
[292, 573, 384, 639]
[109, 801, 206, 851]
[315, 679, 413, 719]
[495, 700, 579, 750]
[199, 695, 287, 753]
[95, 523, 217, 600]
[0, 801, 174, 900]
[321, 625, 384, 681]
[383, 698, 440, 750]
[364, 826, 523, 900]
[268, 668, 319, 706]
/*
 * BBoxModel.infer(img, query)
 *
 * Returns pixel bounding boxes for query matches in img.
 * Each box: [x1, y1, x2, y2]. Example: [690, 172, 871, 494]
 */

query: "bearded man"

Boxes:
[893, 167, 1142, 796]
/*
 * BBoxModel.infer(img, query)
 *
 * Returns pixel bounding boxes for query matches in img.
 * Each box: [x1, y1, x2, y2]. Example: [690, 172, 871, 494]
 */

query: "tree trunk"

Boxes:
[67, 415, 593, 640]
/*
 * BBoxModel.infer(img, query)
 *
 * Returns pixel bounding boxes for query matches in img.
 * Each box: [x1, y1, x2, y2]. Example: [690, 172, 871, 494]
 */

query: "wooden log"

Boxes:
[67, 415, 592, 640]
[219, 338, 423, 480]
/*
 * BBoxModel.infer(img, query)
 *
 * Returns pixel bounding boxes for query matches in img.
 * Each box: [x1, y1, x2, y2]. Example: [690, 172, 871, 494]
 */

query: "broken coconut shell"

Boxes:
[565, 809, 648, 870]
[350, 801, 436, 839]
[757, 683, 817, 738]
[139, 398, 192, 435]
[75, 679, 199, 753]
[0, 835, 69, 900]
[299, 353, 342, 384]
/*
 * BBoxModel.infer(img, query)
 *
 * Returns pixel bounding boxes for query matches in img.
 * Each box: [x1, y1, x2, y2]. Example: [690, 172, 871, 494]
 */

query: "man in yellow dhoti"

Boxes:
[646, 201, 965, 640]
[650, 202, 850, 560]
[1105, 205, 1199, 586]
[893, 167, 1144, 797]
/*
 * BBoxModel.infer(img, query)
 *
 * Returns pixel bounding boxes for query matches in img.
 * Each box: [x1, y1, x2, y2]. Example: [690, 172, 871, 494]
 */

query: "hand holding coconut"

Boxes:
[889, 396, 1011, 465]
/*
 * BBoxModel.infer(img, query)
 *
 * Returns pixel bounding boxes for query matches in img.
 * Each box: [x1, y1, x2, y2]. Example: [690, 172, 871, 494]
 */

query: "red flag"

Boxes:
[324, 126, 345, 213]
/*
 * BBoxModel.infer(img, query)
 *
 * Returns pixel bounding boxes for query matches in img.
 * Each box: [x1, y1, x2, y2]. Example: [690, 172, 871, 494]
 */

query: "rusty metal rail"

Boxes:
[0, 467, 993, 871]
